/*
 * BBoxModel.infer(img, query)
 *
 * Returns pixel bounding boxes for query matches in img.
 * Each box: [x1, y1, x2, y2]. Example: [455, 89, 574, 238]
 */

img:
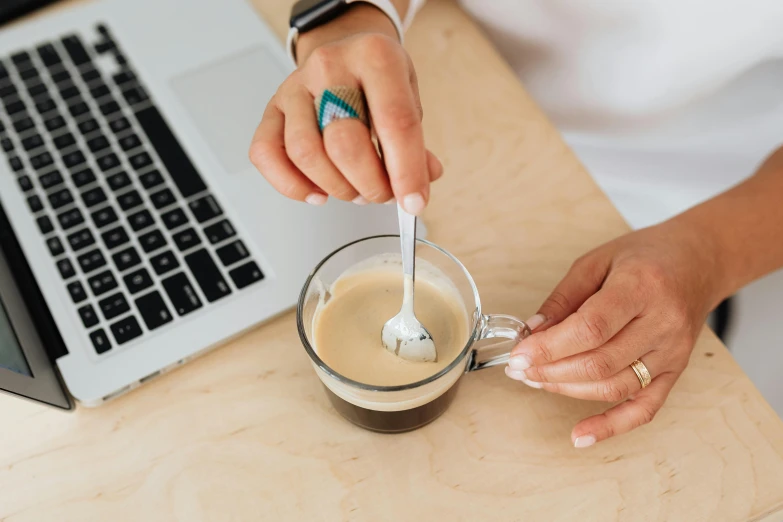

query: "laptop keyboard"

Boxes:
[0, 23, 264, 356]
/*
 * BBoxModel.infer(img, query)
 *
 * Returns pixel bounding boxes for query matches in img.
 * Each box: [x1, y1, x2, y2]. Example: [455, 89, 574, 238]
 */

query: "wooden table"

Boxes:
[2, 1, 783, 520]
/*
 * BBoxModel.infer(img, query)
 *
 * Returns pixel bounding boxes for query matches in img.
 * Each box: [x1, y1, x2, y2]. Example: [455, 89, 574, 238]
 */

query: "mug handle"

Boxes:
[467, 315, 532, 372]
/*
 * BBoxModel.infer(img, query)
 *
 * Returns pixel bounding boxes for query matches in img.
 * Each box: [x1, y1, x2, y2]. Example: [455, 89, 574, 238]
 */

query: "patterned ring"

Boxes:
[630, 359, 652, 389]
[315, 86, 369, 132]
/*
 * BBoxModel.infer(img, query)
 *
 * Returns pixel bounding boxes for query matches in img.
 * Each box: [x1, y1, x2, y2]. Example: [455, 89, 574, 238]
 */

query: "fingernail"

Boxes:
[352, 195, 368, 205]
[505, 367, 543, 388]
[305, 193, 328, 206]
[525, 314, 547, 331]
[574, 435, 596, 449]
[402, 193, 426, 215]
[384, 197, 396, 205]
[507, 355, 531, 371]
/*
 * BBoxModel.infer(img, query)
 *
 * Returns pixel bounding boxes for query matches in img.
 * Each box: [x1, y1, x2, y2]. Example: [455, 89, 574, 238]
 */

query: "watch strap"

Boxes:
[287, 0, 405, 66]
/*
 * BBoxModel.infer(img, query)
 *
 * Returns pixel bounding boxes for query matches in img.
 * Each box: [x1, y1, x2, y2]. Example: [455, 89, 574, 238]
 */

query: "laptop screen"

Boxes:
[0, 299, 32, 377]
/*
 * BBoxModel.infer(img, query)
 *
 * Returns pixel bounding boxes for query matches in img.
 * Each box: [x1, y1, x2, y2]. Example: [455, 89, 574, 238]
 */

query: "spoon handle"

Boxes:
[397, 204, 417, 279]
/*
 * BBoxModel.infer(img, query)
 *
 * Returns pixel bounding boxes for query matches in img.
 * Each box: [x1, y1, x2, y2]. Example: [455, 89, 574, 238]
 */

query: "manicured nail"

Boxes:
[505, 367, 543, 388]
[574, 435, 596, 449]
[402, 193, 426, 215]
[305, 193, 327, 206]
[384, 197, 396, 205]
[352, 195, 368, 205]
[525, 314, 547, 331]
[508, 355, 531, 371]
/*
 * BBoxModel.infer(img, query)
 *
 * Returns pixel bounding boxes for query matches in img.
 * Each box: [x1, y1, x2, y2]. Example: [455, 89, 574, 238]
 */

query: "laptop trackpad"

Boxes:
[170, 47, 288, 176]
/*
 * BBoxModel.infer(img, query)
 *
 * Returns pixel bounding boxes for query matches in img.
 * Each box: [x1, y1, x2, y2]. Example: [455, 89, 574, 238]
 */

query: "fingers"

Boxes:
[249, 103, 325, 203]
[521, 319, 656, 383]
[349, 37, 430, 214]
[281, 85, 359, 201]
[427, 150, 444, 182]
[510, 270, 644, 367]
[571, 371, 678, 448]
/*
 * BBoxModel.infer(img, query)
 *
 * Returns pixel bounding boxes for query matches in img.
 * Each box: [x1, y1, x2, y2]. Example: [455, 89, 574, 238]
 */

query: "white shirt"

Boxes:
[408, 0, 783, 228]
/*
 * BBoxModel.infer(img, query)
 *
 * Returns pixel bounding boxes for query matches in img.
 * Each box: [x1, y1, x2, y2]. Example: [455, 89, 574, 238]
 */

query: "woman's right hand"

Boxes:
[248, 5, 442, 215]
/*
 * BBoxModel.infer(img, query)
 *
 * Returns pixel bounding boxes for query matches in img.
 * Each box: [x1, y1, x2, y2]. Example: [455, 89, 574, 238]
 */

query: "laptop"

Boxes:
[0, 0, 404, 409]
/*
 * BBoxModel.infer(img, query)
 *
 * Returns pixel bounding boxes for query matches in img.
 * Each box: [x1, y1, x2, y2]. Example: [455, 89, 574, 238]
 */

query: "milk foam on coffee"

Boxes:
[312, 255, 471, 390]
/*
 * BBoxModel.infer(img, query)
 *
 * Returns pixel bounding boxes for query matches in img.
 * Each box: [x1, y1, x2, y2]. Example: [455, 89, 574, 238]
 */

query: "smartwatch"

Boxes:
[287, 0, 405, 65]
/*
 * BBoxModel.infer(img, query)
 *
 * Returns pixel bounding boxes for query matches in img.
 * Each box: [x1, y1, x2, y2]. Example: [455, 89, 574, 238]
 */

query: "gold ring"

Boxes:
[630, 359, 652, 389]
[314, 86, 369, 132]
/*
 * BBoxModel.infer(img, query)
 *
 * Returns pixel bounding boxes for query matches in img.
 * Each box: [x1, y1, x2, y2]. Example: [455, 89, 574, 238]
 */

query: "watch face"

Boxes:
[291, 0, 349, 33]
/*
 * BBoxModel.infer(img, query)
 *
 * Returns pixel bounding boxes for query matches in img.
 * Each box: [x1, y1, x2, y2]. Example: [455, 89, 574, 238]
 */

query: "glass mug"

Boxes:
[297, 236, 532, 433]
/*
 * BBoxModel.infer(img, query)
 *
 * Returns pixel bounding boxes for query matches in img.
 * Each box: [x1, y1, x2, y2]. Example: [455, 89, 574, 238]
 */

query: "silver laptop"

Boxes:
[0, 0, 403, 408]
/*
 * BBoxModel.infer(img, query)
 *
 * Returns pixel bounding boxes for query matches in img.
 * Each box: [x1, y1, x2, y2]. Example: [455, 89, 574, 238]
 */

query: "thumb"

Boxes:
[531, 253, 611, 332]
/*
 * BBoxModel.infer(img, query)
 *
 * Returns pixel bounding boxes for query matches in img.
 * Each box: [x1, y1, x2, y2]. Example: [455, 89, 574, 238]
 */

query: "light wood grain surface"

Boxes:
[2, 1, 783, 521]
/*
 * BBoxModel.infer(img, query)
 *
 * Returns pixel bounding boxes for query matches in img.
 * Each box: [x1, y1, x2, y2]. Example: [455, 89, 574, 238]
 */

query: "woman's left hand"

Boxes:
[507, 219, 724, 447]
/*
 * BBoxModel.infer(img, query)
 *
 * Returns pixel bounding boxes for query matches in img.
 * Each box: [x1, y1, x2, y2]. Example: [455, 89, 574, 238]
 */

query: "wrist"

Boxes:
[296, 4, 398, 64]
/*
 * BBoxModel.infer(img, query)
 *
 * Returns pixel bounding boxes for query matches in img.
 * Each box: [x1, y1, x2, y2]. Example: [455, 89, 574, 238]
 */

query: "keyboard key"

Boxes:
[37, 44, 62, 67]
[99, 100, 121, 116]
[5, 100, 26, 115]
[91, 206, 118, 228]
[216, 241, 250, 267]
[149, 188, 174, 209]
[128, 209, 154, 231]
[109, 116, 130, 133]
[61, 35, 91, 66]
[19, 68, 39, 81]
[48, 188, 73, 209]
[53, 132, 76, 150]
[135, 107, 207, 197]
[0, 83, 17, 98]
[67, 228, 95, 252]
[78, 304, 99, 328]
[21, 134, 43, 151]
[90, 85, 110, 99]
[162, 272, 202, 316]
[99, 292, 130, 320]
[122, 87, 148, 106]
[96, 152, 120, 172]
[30, 151, 54, 170]
[68, 102, 89, 117]
[172, 227, 201, 251]
[124, 268, 153, 294]
[161, 207, 188, 230]
[229, 261, 264, 290]
[95, 40, 114, 55]
[46, 236, 64, 256]
[87, 270, 117, 296]
[87, 135, 110, 153]
[77, 249, 106, 273]
[118, 133, 141, 151]
[27, 195, 43, 213]
[81, 68, 101, 83]
[90, 328, 111, 354]
[184, 249, 231, 302]
[204, 219, 236, 245]
[11, 51, 31, 66]
[188, 195, 223, 223]
[44, 115, 66, 132]
[150, 250, 179, 275]
[113, 247, 141, 272]
[139, 169, 163, 189]
[62, 150, 86, 169]
[139, 229, 166, 253]
[59, 85, 80, 100]
[9, 156, 24, 171]
[135, 291, 173, 331]
[18, 175, 33, 192]
[57, 207, 84, 230]
[113, 70, 136, 85]
[37, 215, 53, 234]
[35, 98, 57, 114]
[67, 280, 87, 303]
[128, 151, 152, 170]
[106, 171, 131, 191]
[1, 137, 13, 152]
[117, 190, 143, 211]
[40, 170, 64, 189]
[13, 118, 35, 133]
[110, 316, 142, 345]
[77, 118, 99, 135]
[72, 168, 96, 187]
[56, 258, 75, 279]
[102, 226, 129, 249]
[50, 70, 71, 84]
[81, 186, 107, 207]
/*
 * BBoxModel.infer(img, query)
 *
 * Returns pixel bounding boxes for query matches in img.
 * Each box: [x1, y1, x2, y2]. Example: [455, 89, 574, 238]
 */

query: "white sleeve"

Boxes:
[404, 0, 427, 29]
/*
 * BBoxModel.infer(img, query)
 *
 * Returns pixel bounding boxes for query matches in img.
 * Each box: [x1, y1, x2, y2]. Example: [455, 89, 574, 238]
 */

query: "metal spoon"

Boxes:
[381, 205, 437, 362]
